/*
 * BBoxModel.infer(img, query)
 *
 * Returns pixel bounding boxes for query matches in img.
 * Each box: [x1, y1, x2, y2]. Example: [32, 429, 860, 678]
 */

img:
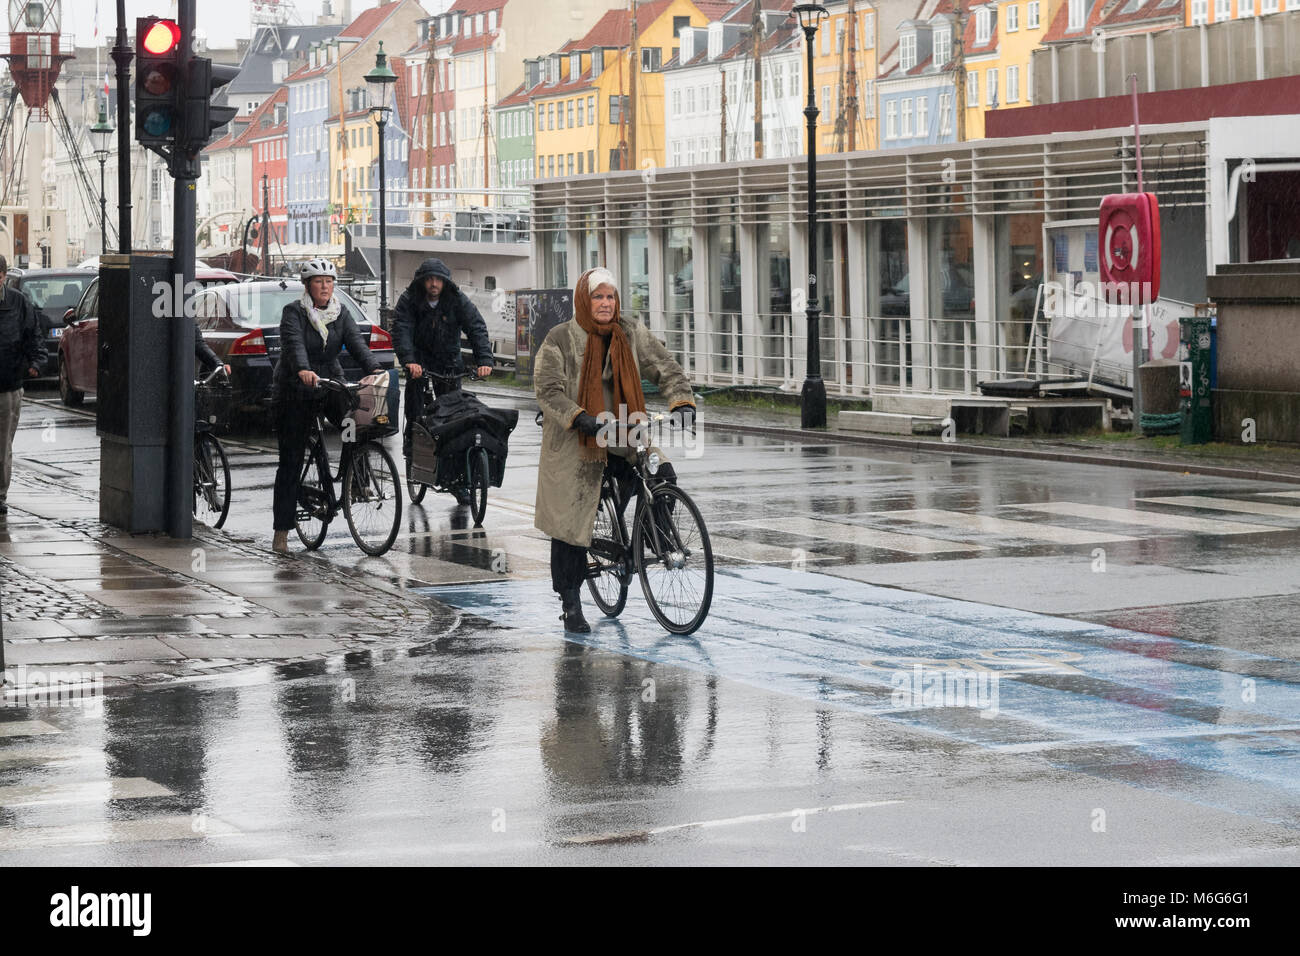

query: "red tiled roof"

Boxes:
[448, 0, 509, 15]
[341, 0, 402, 40]
[495, 81, 531, 109]
[578, 0, 675, 48]
[1042, 0, 1181, 44]
[450, 29, 500, 56]
[533, 69, 595, 99]
[238, 87, 289, 144]
[693, 0, 737, 19]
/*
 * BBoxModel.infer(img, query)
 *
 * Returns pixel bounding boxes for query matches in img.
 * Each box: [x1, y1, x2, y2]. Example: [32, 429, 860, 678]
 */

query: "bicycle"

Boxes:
[584, 415, 714, 635]
[294, 378, 403, 556]
[404, 370, 493, 526]
[193, 366, 232, 529]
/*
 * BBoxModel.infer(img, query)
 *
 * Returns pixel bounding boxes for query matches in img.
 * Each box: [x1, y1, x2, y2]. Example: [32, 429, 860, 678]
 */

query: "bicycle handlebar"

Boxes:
[195, 365, 230, 387]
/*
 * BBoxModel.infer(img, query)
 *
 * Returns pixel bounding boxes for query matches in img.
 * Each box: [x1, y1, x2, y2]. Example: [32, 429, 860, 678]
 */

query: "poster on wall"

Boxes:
[514, 289, 573, 382]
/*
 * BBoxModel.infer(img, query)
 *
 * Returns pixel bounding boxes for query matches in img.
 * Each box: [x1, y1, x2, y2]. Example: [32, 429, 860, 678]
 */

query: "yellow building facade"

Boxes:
[326, 109, 380, 239]
[811, 1, 879, 152]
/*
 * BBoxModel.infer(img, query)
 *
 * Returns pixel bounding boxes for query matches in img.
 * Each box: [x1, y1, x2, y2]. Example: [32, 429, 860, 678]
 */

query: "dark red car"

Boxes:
[58, 267, 239, 405]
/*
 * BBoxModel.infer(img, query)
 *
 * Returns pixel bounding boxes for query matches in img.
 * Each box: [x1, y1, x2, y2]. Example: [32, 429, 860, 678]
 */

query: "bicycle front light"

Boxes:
[646, 452, 661, 475]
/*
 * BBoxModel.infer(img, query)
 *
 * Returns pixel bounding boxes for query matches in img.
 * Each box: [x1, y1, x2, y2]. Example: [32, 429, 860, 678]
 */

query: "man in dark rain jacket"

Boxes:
[392, 257, 493, 454]
[0, 255, 47, 516]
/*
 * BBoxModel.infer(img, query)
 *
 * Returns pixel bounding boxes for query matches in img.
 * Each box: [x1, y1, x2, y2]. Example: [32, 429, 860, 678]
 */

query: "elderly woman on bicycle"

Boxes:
[534, 266, 696, 633]
[270, 259, 385, 554]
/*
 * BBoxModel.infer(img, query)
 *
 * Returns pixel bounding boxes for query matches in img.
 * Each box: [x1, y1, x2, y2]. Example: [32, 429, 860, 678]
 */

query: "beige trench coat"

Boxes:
[534, 317, 695, 548]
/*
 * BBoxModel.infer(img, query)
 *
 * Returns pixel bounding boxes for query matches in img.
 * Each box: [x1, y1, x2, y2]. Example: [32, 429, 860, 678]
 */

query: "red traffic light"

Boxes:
[142, 19, 181, 55]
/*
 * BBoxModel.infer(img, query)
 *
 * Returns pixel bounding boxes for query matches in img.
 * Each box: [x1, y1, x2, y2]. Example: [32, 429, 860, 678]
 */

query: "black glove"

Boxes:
[670, 405, 696, 432]
[572, 412, 602, 437]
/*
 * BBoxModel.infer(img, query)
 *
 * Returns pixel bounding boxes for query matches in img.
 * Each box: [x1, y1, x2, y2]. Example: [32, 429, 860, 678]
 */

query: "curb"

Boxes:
[702, 420, 1300, 486]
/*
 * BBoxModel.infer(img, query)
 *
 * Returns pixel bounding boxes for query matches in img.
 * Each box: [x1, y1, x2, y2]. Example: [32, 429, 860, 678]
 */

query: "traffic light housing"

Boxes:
[183, 57, 239, 155]
[134, 16, 182, 150]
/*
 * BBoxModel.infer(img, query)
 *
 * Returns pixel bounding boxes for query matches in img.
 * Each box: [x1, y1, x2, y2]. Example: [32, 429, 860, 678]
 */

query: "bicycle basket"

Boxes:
[350, 369, 398, 432]
[195, 383, 232, 430]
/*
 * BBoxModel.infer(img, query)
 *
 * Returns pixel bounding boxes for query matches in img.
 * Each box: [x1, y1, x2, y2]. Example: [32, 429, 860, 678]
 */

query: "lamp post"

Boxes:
[366, 43, 397, 328]
[793, 4, 829, 429]
[90, 103, 114, 256]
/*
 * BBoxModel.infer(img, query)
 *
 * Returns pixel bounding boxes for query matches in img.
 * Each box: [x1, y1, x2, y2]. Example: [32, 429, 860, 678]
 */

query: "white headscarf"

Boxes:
[299, 289, 342, 343]
[586, 267, 618, 295]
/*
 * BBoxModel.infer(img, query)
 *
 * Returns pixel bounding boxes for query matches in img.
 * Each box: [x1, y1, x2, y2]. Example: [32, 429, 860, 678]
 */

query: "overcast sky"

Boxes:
[66, 0, 449, 52]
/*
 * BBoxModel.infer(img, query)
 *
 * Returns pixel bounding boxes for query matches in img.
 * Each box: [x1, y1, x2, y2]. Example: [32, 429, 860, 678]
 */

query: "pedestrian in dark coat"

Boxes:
[0, 255, 47, 515]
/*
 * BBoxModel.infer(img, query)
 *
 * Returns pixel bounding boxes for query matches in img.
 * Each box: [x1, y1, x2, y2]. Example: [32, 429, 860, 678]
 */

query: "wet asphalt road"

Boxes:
[4, 384, 1300, 864]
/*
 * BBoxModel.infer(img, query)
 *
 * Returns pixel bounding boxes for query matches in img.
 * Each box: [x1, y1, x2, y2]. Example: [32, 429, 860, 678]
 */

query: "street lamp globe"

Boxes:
[792, 3, 829, 32]
[90, 103, 113, 157]
[364, 41, 397, 119]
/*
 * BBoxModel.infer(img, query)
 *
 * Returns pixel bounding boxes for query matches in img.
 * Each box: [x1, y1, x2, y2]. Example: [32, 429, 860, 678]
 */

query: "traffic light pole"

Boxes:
[112, 0, 131, 252]
[168, 0, 197, 540]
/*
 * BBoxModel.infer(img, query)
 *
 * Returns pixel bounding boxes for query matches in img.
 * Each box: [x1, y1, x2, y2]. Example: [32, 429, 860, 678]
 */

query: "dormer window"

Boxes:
[708, 24, 722, 59]
[570, 52, 580, 79]
[1067, 0, 1084, 29]
[489, 11, 497, 31]
[933, 27, 950, 67]
[593, 47, 604, 76]
[976, 8, 991, 43]
[899, 32, 916, 71]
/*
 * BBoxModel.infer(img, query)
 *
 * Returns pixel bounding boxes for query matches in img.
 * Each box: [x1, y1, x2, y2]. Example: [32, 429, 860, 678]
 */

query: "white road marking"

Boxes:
[709, 535, 836, 564]
[1015, 501, 1273, 535]
[0, 777, 174, 808]
[990, 723, 1300, 754]
[0, 720, 62, 737]
[0, 814, 240, 849]
[883, 509, 1137, 544]
[1139, 495, 1300, 519]
[190, 858, 301, 867]
[734, 516, 983, 554]
[562, 800, 903, 844]
[0, 745, 100, 768]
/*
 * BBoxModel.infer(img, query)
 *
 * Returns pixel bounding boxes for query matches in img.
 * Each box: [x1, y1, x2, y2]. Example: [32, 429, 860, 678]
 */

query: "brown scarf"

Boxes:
[573, 269, 646, 461]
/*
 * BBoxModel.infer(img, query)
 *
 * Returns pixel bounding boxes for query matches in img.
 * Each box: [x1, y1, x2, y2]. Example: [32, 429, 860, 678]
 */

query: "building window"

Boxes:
[899, 32, 916, 71]
[672, 140, 681, 166]
[556, 100, 564, 129]
[547, 155, 554, 177]
[548, 102, 555, 129]
[1028, 0, 1041, 27]
[1068, 0, 1084, 29]
[820, 26, 830, 55]
[916, 97, 928, 136]
[640, 47, 661, 72]
[672, 89, 681, 116]
[568, 100, 575, 126]
[933, 29, 950, 67]
[901, 98, 912, 137]
[886, 100, 897, 139]
[1007, 5, 1019, 30]
[588, 95, 595, 125]
[538, 105, 545, 131]
[976, 8, 991, 43]
[686, 87, 695, 114]
[821, 86, 830, 118]
[1237, 0, 1253, 15]
[609, 95, 628, 124]
[1215, 0, 1230, 16]
[967, 71, 978, 107]
[1007, 64, 1020, 103]
[939, 92, 952, 135]
[578, 152, 584, 174]
[986, 68, 999, 107]
[1262, 0, 1279, 10]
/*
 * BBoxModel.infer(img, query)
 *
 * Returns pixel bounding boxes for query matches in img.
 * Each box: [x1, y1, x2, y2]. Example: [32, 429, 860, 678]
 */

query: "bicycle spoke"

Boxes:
[636, 486, 713, 634]
[344, 442, 401, 555]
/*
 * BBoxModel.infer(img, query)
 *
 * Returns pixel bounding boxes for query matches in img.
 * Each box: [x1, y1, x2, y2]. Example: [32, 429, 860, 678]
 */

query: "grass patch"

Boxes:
[1062, 428, 1300, 460]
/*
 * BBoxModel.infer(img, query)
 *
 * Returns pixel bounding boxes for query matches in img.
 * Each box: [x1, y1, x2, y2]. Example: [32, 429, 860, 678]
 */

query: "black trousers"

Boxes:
[550, 457, 677, 594]
[272, 390, 350, 531]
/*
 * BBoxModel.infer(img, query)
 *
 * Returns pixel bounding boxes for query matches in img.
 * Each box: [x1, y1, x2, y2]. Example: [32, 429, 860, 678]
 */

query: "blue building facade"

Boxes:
[371, 88, 409, 226]
[877, 14, 959, 149]
[287, 50, 335, 248]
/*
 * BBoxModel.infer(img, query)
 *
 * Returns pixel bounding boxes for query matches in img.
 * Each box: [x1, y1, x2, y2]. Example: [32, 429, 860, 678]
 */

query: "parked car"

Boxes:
[58, 267, 239, 406]
[2, 267, 96, 379]
[190, 279, 395, 422]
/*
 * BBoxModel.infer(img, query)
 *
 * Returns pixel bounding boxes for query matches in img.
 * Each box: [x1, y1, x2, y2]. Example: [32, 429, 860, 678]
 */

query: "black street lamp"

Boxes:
[90, 102, 114, 256]
[366, 42, 397, 328]
[793, 3, 828, 429]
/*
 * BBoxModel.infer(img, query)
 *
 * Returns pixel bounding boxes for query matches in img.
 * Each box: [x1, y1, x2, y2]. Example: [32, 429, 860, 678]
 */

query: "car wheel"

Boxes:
[58, 357, 84, 407]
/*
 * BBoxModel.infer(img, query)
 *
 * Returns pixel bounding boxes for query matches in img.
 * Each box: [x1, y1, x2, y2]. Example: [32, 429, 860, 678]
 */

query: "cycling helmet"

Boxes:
[300, 258, 337, 282]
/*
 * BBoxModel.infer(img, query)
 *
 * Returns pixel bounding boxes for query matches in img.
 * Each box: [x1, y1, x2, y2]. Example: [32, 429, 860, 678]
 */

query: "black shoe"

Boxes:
[560, 589, 590, 633]
[453, 488, 471, 506]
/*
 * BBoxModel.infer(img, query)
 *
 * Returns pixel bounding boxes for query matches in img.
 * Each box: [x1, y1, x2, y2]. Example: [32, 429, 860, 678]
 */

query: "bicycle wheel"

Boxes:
[634, 483, 714, 635]
[343, 440, 402, 555]
[295, 435, 331, 550]
[192, 433, 232, 529]
[406, 459, 429, 504]
[586, 493, 629, 617]
[468, 447, 489, 527]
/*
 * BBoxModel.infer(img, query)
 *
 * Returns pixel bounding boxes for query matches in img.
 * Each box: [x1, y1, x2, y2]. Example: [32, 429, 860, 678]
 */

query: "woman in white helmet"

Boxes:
[269, 259, 385, 553]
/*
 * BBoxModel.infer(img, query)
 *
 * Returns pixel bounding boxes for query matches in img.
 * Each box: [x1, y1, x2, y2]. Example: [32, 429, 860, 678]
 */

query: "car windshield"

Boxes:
[21, 276, 93, 311]
[216, 285, 367, 328]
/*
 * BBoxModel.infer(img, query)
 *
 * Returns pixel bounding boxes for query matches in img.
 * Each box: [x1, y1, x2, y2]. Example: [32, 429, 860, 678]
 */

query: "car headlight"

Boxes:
[646, 452, 660, 475]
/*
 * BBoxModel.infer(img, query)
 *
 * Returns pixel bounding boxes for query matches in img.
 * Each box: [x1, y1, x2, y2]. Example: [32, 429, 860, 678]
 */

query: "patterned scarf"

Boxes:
[573, 268, 646, 462]
[299, 289, 342, 344]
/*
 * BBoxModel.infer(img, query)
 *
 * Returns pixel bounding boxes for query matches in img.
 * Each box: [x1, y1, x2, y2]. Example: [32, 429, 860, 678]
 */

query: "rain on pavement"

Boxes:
[3, 385, 1299, 864]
